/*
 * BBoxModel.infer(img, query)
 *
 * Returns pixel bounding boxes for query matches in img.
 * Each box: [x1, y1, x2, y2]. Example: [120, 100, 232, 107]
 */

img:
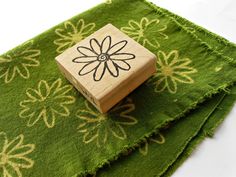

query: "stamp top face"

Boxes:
[56, 24, 156, 101]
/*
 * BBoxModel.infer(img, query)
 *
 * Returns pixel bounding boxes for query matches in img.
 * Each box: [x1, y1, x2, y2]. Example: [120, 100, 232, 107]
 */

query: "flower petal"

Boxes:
[81, 23, 96, 35]
[26, 88, 41, 100]
[22, 58, 39, 67]
[72, 56, 97, 63]
[173, 73, 194, 84]
[154, 77, 166, 93]
[110, 53, 135, 61]
[64, 21, 77, 34]
[90, 38, 101, 55]
[93, 62, 106, 81]
[51, 104, 69, 116]
[8, 144, 34, 157]
[3, 164, 22, 177]
[140, 17, 149, 29]
[157, 51, 168, 66]
[38, 80, 50, 98]
[16, 64, 29, 79]
[166, 50, 178, 65]
[129, 20, 141, 30]
[113, 60, 131, 70]
[27, 112, 41, 127]
[110, 123, 127, 140]
[107, 40, 127, 55]
[5, 67, 16, 83]
[101, 36, 111, 53]
[83, 130, 98, 144]
[166, 76, 177, 93]
[0, 132, 8, 152]
[76, 19, 85, 33]
[77, 46, 97, 57]
[56, 42, 73, 53]
[79, 61, 99, 75]
[4, 134, 23, 154]
[8, 156, 34, 169]
[121, 27, 139, 35]
[106, 60, 118, 77]
[43, 109, 56, 128]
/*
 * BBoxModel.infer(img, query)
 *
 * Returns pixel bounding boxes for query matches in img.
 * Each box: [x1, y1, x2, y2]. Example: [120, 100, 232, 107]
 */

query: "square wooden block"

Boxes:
[55, 24, 156, 113]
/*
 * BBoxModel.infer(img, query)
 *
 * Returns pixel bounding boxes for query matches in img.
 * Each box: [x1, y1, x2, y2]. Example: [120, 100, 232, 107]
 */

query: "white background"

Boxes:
[0, 0, 235, 177]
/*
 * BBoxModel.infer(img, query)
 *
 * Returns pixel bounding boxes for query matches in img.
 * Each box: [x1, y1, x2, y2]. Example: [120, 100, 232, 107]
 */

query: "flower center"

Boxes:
[0, 153, 8, 165]
[97, 54, 109, 62]
[72, 33, 83, 43]
[162, 66, 173, 76]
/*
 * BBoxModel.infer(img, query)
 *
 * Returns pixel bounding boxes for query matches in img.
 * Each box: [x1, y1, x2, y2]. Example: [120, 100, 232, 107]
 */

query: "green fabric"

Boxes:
[0, 0, 236, 177]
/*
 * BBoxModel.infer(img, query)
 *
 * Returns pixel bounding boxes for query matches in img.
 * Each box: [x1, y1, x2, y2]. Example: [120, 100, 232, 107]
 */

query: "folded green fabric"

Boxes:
[0, 0, 236, 177]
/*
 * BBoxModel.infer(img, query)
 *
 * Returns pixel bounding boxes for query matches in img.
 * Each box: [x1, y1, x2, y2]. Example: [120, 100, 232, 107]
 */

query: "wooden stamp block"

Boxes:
[55, 24, 156, 113]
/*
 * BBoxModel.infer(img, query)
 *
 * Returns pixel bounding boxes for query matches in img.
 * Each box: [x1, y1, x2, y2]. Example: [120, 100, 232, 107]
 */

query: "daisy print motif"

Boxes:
[54, 19, 96, 53]
[0, 132, 35, 177]
[148, 50, 197, 94]
[121, 17, 168, 49]
[72, 36, 135, 81]
[0, 40, 40, 84]
[77, 98, 137, 147]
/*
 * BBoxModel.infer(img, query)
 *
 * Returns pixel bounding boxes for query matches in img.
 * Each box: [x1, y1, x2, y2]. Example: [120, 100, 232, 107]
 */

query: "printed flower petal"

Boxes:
[157, 51, 168, 66]
[43, 109, 56, 128]
[110, 53, 135, 60]
[27, 111, 41, 127]
[154, 77, 166, 93]
[166, 76, 177, 93]
[56, 42, 73, 53]
[0, 132, 7, 151]
[107, 40, 127, 55]
[8, 156, 34, 169]
[93, 62, 106, 81]
[64, 21, 77, 34]
[173, 73, 194, 84]
[140, 17, 149, 29]
[120, 27, 138, 35]
[3, 164, 21, 177]
[8, 144, 34, 157]
[106, 60, 118, 77]
[25, 88, 41, 100]
[166, 50, 178, 65]
[113, 60, 130, 70]
[76, 19, 85, 33]
[83, 130, 98, 144]
[5, 67, 15, 83]
[90, 38, 101, 54]
[129, 20, 141, 30]
[16, 64, 30, 79]
[4, 135, 23, 155]
[110, 123, 127, 140]
[101, 36, 111, 53]
[38, 80, 50, 98]
[81, 23, 96, 35]
[72, 56, 97, 63]
[51, 104, 69, 116]
[79, 61, 100, 75]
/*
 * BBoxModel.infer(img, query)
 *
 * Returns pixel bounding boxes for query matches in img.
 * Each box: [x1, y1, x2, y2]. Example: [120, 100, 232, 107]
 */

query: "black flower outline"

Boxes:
[72, 36, 136, 81]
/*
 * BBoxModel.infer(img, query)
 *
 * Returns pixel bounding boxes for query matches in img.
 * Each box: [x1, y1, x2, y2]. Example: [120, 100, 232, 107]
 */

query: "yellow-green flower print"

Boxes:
[54, 19, 96, 53]
[139, 133, 165, 156]
[148, 50, 197, 94]
[105, 0, 112, 4]
[19, 79, 75, 128]
[0, 132, 35, 177]
[77, 98, 138, 147]
[0, 40, 40, 84]
[121, 17, 168, 48]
